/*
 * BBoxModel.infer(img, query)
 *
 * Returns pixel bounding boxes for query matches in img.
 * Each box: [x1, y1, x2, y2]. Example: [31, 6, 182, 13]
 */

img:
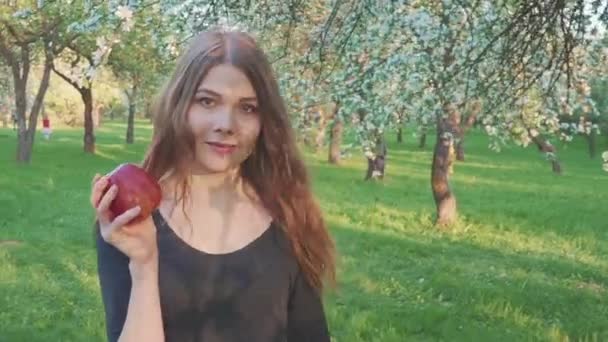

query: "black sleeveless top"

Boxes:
[95, 210, 330, 342]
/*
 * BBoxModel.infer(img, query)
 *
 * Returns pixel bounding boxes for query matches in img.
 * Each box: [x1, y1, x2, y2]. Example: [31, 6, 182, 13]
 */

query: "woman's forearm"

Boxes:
[118, 261, 165, 342]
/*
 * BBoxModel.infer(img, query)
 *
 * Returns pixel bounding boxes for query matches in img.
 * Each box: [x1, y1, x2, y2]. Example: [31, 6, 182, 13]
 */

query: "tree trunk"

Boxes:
[328, 118, 343, 164]
[445, 102, 463, 165]
[419, 130, 427, 149]
[551, 160, 562, 174]
[587, 130, 596, 159]
[144, 100, 152, 119]
[301, 111, 314, 148]
[455, 140, 465, 161]
[126, 101, 135, 144]
[365, 157, 375, 180]
[531, 134, 562, 174]
[14, 50, 52, 163]
[313, 107, 328, 152]
[431, 118, 457, 227]
[93, 104, 99, 128]
[16, 129, 34, 163]
[455, 101, 480, 162]
[364, 135, 387, 180]
[397, 127, 403, 143]
[328, 105, 342, 164]
[81, 88, 95, 153]
[14, 77, 28, 162]
[126, 84, 137, 144]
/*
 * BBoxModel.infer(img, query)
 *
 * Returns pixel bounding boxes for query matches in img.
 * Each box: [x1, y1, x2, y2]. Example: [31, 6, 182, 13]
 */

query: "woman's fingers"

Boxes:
[113, 206, 142, 228]
[96, 184, 118, 224]
[90, 175, 109, 208]
[91, 173, 101, 186]
[100, 206, 142, 243]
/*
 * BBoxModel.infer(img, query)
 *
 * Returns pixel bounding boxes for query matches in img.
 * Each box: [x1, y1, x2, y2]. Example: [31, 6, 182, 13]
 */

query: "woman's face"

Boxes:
[186, 63, 262, 175]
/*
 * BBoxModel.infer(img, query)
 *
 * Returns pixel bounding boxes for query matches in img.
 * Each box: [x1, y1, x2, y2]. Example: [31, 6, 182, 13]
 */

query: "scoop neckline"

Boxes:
[153, 209, 275, 258]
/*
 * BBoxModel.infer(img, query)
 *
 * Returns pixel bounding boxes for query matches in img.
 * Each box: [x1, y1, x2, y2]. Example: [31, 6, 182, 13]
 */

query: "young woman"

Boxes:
[90, 29, 336, 342]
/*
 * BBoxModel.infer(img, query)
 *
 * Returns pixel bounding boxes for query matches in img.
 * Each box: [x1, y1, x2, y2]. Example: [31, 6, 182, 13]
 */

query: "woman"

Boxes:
[91, 29, 336, 342]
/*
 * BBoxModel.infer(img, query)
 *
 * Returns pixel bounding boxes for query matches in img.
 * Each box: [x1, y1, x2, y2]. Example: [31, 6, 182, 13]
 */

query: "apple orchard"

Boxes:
[1, 0, 607, 227]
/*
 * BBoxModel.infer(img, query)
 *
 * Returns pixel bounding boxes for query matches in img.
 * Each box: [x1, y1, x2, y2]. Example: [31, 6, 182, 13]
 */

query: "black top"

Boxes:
[95, 210, 330, 342]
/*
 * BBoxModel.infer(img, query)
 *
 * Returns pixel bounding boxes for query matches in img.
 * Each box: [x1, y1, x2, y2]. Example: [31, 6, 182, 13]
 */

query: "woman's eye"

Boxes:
[241, 104, 258, 113]
[198, 97, 215, 107]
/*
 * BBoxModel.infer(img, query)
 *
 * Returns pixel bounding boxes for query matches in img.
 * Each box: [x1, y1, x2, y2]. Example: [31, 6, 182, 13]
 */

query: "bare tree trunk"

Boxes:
[431, 117, 457, 226]
[364, 135, 387, 180]
[397, 127, 403, 143]
[126, 100, 135, 144]
[455, 100, 480, 162]
[52, 62, 96, 153]
[365, 157, 375, 180]
[531, 134, 562, 174]
[13, 76, 28, 162]
[1, 110, 7, 128]
[126, 84, 137, 144]
[587, 130, 596, 159]
[313, 107, 328, 152]
[551, 159, 562, 174]
[328, 118, 343, 164]
[328, 104, 342, 164]
[419, 131, 427, 149]
[455, 140, 465, 161]
[93, 104, 99, 128]
[13, 49, 53, 163]
[300, 109, 315, 148]
[81, 88, 95, 153]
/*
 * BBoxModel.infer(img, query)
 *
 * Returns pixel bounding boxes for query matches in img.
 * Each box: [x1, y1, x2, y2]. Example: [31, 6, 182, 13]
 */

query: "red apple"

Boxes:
[103, 163, 162, 225]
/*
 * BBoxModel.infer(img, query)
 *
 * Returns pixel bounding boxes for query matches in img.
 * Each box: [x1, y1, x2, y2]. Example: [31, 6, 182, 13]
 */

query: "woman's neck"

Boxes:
[161, 167, 256, 212]
[190, 167, 241, 192]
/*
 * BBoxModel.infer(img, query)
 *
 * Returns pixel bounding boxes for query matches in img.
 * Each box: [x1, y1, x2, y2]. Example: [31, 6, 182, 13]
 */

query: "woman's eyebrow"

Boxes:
[195, 87, 221, 96]
[196, 87, 257, 102]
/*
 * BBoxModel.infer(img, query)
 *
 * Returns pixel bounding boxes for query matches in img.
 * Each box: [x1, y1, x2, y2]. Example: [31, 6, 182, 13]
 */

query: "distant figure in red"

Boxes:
[42, 115, 52, 140]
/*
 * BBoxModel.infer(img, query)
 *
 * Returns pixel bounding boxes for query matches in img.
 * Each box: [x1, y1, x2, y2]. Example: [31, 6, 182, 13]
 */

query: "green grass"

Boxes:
[1, 121, 607, 341]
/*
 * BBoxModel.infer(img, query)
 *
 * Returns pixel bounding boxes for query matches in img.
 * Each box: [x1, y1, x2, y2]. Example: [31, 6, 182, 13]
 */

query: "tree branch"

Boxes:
[51, 62, 83, 92]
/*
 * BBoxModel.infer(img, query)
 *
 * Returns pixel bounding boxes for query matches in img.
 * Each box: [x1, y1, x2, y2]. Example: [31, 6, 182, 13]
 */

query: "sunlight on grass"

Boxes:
[1, 124, 608, 341]
[0, 250, 18, 283]
[475, 298, 545, 332]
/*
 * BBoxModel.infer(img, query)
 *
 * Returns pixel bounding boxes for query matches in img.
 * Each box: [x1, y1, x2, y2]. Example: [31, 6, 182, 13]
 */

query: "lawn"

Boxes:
[1, 121, 607, 341]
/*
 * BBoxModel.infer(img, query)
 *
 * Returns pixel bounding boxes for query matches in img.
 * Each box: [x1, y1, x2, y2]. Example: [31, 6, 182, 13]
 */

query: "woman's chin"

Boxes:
[192, 161, 238, 175]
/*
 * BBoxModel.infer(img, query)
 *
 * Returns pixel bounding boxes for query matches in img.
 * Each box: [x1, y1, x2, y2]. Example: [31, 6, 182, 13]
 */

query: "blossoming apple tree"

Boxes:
[0, 0, 134, 160]
[296, 0, 596, 225]
[106, 4, 173, 145]
[50, 2, 134, 153]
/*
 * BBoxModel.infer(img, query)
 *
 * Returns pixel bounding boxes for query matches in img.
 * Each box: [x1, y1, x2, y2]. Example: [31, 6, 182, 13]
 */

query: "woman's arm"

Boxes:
[118, 260, 164, 342]
[96, 228, 164, 342]
[286, 270, 331, 342]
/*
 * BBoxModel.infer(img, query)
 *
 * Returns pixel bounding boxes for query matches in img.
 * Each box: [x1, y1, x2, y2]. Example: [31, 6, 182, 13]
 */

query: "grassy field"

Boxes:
[1, 120, 607, 341]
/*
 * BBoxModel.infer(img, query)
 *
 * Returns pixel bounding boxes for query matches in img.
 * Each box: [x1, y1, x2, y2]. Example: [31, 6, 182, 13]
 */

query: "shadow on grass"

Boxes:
[326, 222, 608, 341]
[308, 147, 608, 248]
[0, 241, 105, 341]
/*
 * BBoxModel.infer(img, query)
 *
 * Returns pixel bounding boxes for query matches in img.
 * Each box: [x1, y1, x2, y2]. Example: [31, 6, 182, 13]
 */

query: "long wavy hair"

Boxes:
[140, 29, 336, 293]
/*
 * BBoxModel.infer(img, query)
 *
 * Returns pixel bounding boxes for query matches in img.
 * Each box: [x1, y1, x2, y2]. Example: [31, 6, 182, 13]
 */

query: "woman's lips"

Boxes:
[206, 141, 237, 155]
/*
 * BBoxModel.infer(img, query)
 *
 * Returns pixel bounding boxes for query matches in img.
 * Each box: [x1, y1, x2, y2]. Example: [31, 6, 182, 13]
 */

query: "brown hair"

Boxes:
[141, 29, 336, 293]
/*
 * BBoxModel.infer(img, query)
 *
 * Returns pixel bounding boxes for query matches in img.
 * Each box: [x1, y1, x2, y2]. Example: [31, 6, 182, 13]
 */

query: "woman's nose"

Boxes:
[212, 107, 236, 134]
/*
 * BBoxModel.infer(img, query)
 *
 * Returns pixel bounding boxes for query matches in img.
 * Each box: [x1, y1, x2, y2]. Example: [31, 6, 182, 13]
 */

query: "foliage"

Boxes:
[43, 67, 122, 127]
[50, 1, 134, 90]
[107, 3, 174, 115]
